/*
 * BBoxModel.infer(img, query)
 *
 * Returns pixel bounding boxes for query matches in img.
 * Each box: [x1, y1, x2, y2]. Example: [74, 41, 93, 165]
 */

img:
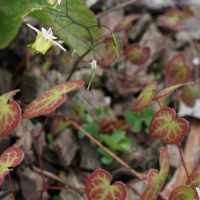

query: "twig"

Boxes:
[125, 178, 146, 187]
[49, 186, 85, 191]
[20, 121, 35, 138]
[26, 188, 45, 200]
[96, 0, 138, 19]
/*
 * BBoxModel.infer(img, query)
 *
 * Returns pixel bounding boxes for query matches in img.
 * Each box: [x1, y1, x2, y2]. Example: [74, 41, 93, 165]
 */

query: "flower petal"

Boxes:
[27, 24, 41, 34]
[52, 40, 66, 51]
[57, 0, 61, 5]
[42, 27, 47, 36]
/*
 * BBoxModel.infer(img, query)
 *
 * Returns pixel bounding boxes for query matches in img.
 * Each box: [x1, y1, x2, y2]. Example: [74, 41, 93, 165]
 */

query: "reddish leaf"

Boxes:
[140, 147, 169, 200]
[98, 37, 122, 67]
[181, 84, 199, 107]
[165, 53, 191, 87]
[169, 185, 195, 200]
[0, 90, 21, 137]
[152, 82, 193, 101]
[85, 169, 126, 200]
[22, 80, 84, 119]
[0, 147, 24, 184]
[51, 116, 73, 136]
[186, 163, 200, 193]
[149, 107, 188, 144]
[124, 44, 150, 65]
[157, 8, 181, 28]
[114, 14, 140, 32]
[132, 82, 157, 112]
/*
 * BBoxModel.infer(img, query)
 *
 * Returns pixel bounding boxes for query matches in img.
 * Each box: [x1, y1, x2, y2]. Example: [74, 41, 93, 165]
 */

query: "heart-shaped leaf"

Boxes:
[0, 90, 21, 137]
[186, 163, 200, 193]
[98, 37, 121, 67]
[157, 8, 181, 28]
[0, 147, 24, 184]
[181, 84, 199, 107]
[132, 82, 157, 112]
[22, 80, 84, 119]
[169, 185, 195, 200]
[149, 107, 188, 144]
[114, 14, 140, 32]
[152, 82, 193, 101]
[124, 44, 150, 65]
[140, 147, 169, 200]
[165, 53, 191, 87]
[85, 169, 126, 200]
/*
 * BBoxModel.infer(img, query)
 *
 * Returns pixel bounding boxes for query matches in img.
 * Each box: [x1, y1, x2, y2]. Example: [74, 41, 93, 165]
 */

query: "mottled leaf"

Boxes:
[132, 82, 157, 112]
[114, 14, 140, 32]
[0, 147, 24, 184]
[0, 0, 101, 59]
[153, 82, 193, 101]
[157, 8, 181, 28]
[124, 44, 150, 65]
[181, 84, 199, 107]
[186, 163, 200, 194]
[165, 53, 191, 87]
[22, 80, 84, 119]
[149, 107, 188, 144]
[86, 169, 126, 200]
[98, 37, 121, 67]
[169, 185, 195, 200]
[0, 90, 21, 137]
[140, 147, 169, 200]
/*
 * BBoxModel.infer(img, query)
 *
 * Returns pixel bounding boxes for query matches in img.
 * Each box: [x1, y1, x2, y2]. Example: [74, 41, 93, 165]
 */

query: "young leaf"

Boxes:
[165, 53, 191, 87]
[186, 163, 200, 193]
[85, 169, 126, 200]
[123, 44, 150, 66]
[132, 82, 157, 112]
[0, 147, 24, 184]
[169, 185, 195, 200]
[152, 82, 193, 101]
[114, 14, 140, 32]
[98, 37, 121, 67]
[181, 84, 199, 107]
[140, 147, 170, 200]
[149, 107, 188, 144]
[97, 148, 114, 165]
[0, 90, 21, 137]
[141, 107, 156, 127]
[157, 8, 181, 28]
[78, 123, 100, 139]
[22, 80, 84, 119]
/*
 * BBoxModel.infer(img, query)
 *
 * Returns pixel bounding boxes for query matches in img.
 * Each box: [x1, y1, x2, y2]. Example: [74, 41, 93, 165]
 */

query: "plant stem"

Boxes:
[26, 188, 45, 200]
[125, 178, 146, 187]
[8, 173, 15, 200]
[36, 140, 45, 184]
[54, 22, 74, 33]
[49, 186, 85, 191]
[20, 121, 35, 138]
[49, 16, 58, 34]
[66, 0, 68, 15]
[154, 96, 162, 109]
[174, 88, 177, 113]
[177, 143, 189, 177]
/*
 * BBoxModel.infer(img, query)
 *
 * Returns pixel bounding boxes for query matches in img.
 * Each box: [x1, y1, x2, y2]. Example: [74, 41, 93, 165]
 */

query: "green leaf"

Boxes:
[47, 133, 54, 144]
[103, 106, 109, 113]
[142, 107, 156, 127]
[111, 130, 126, 143]
[79, 103, 88, 119]
[0, 0, 101, 59]
[131, 120, 142, 133]
[124, 108, 141, 125]
[118, 138, 131, 151]
[78, 123, 100, 139]
[97, 147, 114, 165]
[93, 108, 102, 115]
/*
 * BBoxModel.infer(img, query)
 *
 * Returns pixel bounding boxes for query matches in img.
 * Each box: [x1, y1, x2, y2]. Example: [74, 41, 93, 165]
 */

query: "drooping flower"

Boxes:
[47, 0, 61, 5]
[27, 24, 66, 54]
[90, 60, 97, 69]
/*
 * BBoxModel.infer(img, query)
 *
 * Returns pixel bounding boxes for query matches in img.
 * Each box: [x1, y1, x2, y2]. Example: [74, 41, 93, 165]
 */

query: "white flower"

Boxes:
[192, 57, 200, 66]
[27, 23, 66, 54]
[90, 60, 97, 69]
[47, 0, 61, 5]
[196, 187, 200, 199]
[57, 0, 61, 5]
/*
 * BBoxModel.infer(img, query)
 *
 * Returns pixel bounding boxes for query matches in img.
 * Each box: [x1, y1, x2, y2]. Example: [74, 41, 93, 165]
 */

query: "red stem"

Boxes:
[177, 143, 189, 177]
[125, 178, 146, 187]
[20, 121, 35, 138]
[8, 172, 15, 200]
[49, 186, 85, 191]
[174, 88, 177, 113]
[26, 188, 45, 200]
[154, 95, 162, 109]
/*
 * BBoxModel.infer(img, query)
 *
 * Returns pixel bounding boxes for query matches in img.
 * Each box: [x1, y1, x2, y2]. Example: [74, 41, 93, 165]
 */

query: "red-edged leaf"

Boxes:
[165, 53, 191, 87]
[51, 116, 73, 136]
[124, 44, 150, 65]
[132, 82, 157, 112]
[169, 185, 195, 200]
[22, 80, 84, 119]
[40, 59, 53, 77]
[98, 37, 121, 67]
[0, 147, 24, 184]
[181, 84, 199, 107]
[149, 107, 188, 144]
[85, 169, 126, 200]
[152, 82, 193, 101]
[140, 147, 169, 200]
[186, 163, 200, 193]
[0, 90, 21, 137]
[114, 14, 140, 32]
[157, 8, 181, 28]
